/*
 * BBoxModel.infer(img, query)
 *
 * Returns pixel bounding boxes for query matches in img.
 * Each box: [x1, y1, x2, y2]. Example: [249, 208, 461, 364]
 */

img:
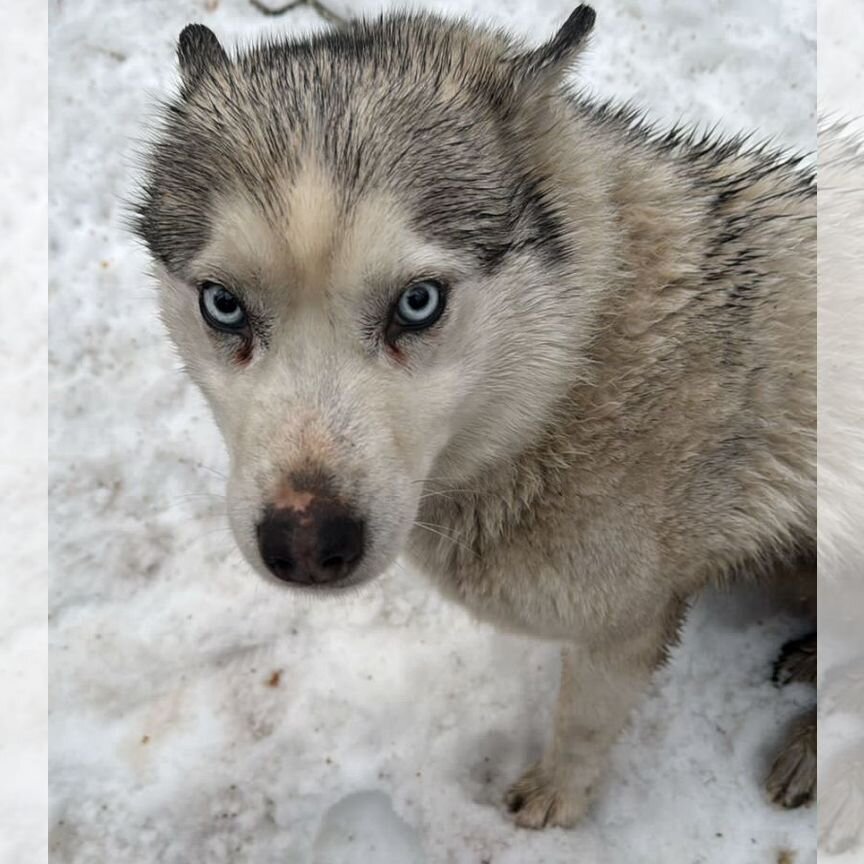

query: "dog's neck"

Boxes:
[410, 100, 718, 571]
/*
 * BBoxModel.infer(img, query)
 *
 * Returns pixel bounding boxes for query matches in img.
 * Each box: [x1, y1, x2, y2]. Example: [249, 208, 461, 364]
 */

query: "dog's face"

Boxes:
[135, 9, 600, 589]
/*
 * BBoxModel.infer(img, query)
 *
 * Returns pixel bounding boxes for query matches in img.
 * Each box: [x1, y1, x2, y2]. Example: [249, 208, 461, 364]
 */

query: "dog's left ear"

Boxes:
[513, 5, 596, 87]
[177, 23, 229, 91]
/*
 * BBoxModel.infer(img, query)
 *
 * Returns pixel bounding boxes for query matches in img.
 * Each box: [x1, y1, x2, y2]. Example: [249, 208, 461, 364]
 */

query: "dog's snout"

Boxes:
[256, 489, 365, 586]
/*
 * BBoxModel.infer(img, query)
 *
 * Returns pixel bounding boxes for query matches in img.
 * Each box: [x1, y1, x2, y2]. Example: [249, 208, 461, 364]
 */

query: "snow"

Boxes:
[45, 1, 820, 862]
[816, 3, 864, 860]
[1, 3, 48, 864]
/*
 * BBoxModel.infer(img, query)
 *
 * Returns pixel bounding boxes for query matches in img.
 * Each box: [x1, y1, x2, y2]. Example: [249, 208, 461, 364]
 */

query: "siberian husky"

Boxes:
[134, 7, 816, 827]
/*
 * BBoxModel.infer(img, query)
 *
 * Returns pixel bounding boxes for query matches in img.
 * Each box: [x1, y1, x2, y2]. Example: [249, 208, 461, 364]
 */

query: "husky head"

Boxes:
[134, 7, 610, 590]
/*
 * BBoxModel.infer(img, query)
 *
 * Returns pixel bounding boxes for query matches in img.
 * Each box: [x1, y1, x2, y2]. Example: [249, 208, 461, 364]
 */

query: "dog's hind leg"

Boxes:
[766, 707, 817, 808]
[763, 552, 816, 808]
[773, 632, 817, 686]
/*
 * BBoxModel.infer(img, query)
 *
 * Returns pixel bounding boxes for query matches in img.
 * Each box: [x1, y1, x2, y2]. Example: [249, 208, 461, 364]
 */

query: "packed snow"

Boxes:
[1, 3, 48, 864]
[48, 1, 820, 862]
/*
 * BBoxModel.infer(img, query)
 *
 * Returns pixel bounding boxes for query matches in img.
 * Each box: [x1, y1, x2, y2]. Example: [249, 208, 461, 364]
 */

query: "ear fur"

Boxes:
[177, 23, 229, 90]
[514, 5, 596, 85]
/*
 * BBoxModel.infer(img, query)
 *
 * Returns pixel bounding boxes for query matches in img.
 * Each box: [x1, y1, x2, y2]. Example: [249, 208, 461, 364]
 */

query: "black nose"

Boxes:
[256, 499, 365, 586]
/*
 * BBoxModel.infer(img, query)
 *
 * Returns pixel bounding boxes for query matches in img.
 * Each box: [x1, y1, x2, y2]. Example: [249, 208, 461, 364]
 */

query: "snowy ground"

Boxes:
[48, 1, 819, 862]
[817, 2, 864, 861]
[1, 3, 48, 864]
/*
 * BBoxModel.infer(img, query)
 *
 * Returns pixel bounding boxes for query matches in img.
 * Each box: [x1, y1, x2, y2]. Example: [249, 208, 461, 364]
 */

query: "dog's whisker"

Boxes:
[412, 521, 477, 557]
[418, 491, 459, 503]
[196, 464, 229, 481]
[418, 488, 480, 500]
[167, 493, 227, 505]
[177, 526, 236, 553]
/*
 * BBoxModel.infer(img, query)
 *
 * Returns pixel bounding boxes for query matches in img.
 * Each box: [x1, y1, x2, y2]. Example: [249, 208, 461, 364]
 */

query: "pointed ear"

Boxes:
[515, 5, 596, 85]
[177, 24, 228, 90]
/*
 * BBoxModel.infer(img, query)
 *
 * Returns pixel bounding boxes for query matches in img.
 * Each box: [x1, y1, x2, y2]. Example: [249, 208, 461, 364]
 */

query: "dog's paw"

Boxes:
[772, 633, 816, 686]
[766, 711, 816, 809]
[504, 763, 588, 829]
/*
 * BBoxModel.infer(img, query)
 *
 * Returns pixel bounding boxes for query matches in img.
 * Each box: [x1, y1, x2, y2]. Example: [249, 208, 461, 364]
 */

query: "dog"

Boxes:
[133, 6, 816, 828]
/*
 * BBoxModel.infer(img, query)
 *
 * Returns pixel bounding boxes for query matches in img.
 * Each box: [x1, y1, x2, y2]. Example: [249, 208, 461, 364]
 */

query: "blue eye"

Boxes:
[394, 280, 445, 329]
[199, 282, 247, 332]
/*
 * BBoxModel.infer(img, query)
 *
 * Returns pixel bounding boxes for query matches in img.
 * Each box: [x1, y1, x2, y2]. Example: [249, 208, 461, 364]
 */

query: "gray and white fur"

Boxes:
[133, 7, 816, 828]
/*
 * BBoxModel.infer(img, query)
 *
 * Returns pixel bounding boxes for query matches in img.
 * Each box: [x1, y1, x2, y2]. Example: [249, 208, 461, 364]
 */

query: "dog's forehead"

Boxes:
[183, 57, 523, 289]
[200, 160, 423, 298]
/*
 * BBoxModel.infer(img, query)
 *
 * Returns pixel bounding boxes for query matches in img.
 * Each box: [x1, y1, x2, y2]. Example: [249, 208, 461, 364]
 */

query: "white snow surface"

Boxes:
[817, 3, 864, 862]
[1, 3, 48, 864]
[48, 1, 817, 862]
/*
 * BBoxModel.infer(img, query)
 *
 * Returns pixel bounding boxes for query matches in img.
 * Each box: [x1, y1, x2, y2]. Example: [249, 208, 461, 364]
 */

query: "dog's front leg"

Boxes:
[506, 639, 659, 829]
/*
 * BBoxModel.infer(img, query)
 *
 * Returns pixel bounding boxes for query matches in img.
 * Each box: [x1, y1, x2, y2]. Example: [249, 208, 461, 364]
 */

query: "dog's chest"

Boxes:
[405, 515, 632, 642]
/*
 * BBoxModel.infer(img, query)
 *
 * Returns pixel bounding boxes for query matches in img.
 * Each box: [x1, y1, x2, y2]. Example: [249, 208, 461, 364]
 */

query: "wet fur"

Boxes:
[134, 8, 816, 828]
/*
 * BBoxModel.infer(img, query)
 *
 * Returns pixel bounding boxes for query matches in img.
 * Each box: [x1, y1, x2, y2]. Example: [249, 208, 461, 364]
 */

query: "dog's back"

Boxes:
[578, 113, 816, 587]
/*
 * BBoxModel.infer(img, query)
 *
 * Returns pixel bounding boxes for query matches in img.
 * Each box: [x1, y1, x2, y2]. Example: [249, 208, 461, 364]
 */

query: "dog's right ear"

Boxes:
[177, 24, 228, 90]
[512, 5, 596, 88]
